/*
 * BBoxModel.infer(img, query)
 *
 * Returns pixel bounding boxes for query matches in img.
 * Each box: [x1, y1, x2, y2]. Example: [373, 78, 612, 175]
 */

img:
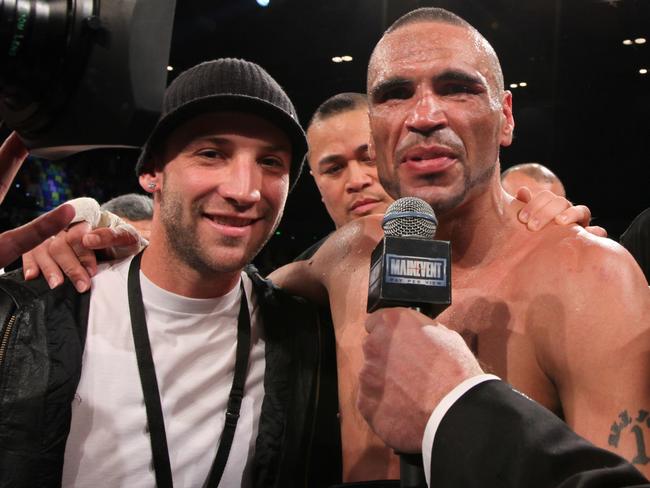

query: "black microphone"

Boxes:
[366, 197, 452, 488]
[368, 197, 451, 317]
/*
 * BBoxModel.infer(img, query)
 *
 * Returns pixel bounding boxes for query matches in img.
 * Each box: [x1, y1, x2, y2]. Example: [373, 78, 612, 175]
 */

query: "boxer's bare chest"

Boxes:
[329, 252, 562, 481]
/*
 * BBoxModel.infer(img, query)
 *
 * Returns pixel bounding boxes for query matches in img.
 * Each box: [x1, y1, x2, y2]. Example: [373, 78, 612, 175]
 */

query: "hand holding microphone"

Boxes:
[361, 198, 478, 487]
[358, 307, 483, 452]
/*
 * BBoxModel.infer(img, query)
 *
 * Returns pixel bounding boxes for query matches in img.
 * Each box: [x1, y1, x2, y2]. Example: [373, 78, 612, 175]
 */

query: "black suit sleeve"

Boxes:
[429, 380, 649, 488]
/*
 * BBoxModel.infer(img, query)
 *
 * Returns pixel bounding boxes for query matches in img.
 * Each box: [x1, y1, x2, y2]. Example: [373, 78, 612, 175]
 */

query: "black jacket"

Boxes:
[0, 266, 341, 488]
[430, 380, 650, 487]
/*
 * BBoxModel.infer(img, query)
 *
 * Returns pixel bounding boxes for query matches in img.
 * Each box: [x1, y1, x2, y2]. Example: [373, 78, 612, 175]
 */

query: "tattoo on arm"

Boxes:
[608, 409, 650, 465]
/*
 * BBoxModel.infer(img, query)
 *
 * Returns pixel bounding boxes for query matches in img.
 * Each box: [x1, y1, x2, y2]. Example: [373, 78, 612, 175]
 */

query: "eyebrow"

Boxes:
[369, 77, 411, 102]
[436, 69, 486, 87]
[317, 143, 369, 168]
[370, 69, 487, 101]
[186, 136, 291, 154]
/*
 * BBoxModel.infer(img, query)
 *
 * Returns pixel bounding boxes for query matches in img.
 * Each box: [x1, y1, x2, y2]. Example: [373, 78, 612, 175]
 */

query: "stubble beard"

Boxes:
[159, 189, 249, 276]
[380, 158, 496, 216]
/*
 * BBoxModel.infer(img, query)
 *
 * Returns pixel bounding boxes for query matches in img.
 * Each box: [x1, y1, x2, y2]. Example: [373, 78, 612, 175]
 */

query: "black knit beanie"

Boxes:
[135, 58, 307, 190]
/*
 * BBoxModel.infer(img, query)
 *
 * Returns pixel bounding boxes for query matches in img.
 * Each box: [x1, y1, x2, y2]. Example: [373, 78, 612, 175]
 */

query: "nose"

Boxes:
[345, 161, 374, 193]
[218, 156, 262, 207]
[405, 91, 448, 136]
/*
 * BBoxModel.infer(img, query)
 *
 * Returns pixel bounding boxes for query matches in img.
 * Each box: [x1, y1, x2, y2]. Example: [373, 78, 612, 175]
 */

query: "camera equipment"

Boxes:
[0, 0, 176, 158]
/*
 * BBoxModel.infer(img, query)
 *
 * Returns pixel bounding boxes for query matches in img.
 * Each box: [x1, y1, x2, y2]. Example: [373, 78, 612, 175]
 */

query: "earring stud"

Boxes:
[147, 183, 156, 190]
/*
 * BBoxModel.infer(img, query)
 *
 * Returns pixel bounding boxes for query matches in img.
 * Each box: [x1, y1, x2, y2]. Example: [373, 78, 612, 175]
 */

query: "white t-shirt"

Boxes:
[62, 256, 265, 488]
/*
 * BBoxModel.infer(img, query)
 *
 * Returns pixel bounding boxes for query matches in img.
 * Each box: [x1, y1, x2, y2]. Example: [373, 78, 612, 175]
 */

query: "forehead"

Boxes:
[308, 108, 369, 142]
[368, 22, 498, 91]
[169, 111, 292, 150]
[307, 109, 369, 156]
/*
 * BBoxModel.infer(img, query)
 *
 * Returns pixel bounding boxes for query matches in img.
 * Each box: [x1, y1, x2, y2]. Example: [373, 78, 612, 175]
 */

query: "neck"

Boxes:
[140, 226, 241, 299]
[434, 172, 521, 269]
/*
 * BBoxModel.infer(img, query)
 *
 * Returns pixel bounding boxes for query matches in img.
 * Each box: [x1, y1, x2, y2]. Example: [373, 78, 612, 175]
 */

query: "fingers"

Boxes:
[48, 222, 96, 292]
[553, 204, 591, 227]
[518, 190, 571, 231]
[0, 204, 75, 269]
[22, 219, 97, 291]
[0, 132, 29, 204]
[24, 236, 65, 288]
[514, 186, 532, 204]
[365, 307, 435, 337]
[364, 308, 385, 334]
[22, 245, 42, 280]
[82, 227, 139, 253]
[585, 225, 608, 238]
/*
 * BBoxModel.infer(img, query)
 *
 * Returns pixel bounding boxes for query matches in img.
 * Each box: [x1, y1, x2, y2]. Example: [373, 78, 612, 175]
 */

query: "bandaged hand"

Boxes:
[22, 197, 148, 292]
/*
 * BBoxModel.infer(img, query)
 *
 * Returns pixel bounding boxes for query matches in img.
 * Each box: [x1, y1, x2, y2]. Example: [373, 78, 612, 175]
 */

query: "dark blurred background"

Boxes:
[1, 0, 648, 272]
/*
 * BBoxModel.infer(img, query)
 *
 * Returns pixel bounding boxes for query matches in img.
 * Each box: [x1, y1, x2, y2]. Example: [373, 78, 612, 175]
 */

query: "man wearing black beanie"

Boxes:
[0, 58, 339, 488]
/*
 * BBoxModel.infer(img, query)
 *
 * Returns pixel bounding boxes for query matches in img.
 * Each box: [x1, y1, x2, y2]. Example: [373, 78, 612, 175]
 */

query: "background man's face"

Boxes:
[367, 22, 514, 215]
[152, 111, 291, 274]
[307, 108, 392, 227]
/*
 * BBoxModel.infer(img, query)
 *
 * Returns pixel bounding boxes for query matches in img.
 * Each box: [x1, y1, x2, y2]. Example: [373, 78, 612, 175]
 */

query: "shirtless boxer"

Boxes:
[271, 7, 650, 481]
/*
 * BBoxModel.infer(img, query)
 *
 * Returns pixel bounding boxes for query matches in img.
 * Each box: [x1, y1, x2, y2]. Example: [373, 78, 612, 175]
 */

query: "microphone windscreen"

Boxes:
[382, 197, 438, 239]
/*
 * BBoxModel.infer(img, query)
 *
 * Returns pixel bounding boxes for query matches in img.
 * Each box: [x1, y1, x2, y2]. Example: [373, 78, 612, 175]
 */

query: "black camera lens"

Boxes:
[0, 0, 96, 136]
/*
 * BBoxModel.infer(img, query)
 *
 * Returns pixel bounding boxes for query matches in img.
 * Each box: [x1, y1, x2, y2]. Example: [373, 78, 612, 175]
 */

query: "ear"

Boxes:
[499, 91, 515, 147]
[368, 139, 376, 162]
[139, 172, 162, 194]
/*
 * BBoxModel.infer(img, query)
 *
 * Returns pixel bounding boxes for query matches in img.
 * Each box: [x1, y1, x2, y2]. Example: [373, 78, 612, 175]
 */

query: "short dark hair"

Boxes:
[308, 92, 368, 129]
[373, 7, 504, 92]
[385, 7, 472, 35]
[101, 193, 154, 221]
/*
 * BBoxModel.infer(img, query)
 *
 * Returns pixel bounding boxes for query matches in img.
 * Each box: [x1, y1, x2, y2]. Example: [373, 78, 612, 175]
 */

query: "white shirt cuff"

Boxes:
[422, 374, 500, 487]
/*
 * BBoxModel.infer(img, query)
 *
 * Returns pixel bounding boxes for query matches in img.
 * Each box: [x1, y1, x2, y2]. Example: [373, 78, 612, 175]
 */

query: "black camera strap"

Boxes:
[127, 252, 251, 488]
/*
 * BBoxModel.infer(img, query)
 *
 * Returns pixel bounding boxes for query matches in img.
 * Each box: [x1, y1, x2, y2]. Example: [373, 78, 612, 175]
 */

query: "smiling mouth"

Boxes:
[204, 215, 256, 227]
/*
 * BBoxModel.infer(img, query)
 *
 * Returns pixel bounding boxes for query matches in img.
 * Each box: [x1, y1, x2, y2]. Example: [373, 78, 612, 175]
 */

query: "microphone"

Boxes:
[366, 197, 452, 488]
[367, 197, 451, 317]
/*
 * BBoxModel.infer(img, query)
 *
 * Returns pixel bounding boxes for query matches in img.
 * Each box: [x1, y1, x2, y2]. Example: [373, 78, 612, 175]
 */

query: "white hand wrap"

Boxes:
[66, 197, 149, 258]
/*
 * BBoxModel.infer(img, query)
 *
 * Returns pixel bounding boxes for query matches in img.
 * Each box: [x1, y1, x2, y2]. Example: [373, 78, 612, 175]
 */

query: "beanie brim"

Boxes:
[135, 93, 307, 190]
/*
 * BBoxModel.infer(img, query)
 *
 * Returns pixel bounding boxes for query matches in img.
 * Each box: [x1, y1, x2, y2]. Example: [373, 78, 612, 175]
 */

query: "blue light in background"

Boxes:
[256, 0, 270, 6]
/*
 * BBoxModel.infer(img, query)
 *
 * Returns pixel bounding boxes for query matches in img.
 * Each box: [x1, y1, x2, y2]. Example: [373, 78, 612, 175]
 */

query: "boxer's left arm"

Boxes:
[530, 237, 650, 476]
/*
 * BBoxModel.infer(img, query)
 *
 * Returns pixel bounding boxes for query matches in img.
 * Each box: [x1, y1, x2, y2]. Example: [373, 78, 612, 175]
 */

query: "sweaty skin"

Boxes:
[270, 194, 650, 481]
[271, 19, 650, 483]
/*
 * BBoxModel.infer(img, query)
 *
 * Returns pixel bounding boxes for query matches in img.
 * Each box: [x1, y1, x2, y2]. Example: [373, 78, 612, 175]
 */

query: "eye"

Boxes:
[379, 86, 413, 103]
[197, 149, 224, 159]
[323, 164, 344, 175]
[260, 156, 288, 170]
[360, 151, 374, 165]
[439, 83, 481, 96]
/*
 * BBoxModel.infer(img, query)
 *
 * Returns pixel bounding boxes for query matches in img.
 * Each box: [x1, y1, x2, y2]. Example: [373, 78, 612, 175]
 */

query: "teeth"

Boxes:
[210, 216, 252, 227]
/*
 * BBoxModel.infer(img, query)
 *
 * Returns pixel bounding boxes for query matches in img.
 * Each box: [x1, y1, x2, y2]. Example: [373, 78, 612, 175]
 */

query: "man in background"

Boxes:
[501, 162, 565, 197]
